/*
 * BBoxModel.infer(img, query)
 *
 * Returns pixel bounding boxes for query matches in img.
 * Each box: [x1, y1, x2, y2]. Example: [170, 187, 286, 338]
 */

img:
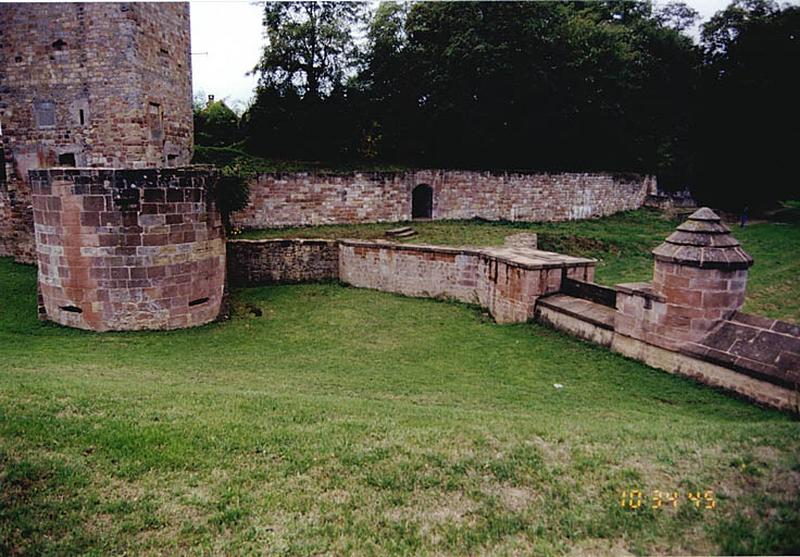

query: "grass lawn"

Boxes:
[1, 209, 799, 555]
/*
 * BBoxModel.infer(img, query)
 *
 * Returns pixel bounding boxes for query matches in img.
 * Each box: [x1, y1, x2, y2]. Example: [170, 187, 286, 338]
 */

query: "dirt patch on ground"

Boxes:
[385, 491, 480, 532]
[491, 484, 540, 513]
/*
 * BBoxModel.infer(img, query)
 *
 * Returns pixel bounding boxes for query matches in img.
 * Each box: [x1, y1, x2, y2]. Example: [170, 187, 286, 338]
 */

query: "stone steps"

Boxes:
[385, 226, 416, 239]
[536, 294, 616, 330]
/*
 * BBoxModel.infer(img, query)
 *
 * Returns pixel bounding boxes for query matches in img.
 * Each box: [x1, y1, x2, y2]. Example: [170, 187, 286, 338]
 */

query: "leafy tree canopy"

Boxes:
[207, 0, 799, 208]
[194, 98, 241, 148]
[254, 1, 365, 100]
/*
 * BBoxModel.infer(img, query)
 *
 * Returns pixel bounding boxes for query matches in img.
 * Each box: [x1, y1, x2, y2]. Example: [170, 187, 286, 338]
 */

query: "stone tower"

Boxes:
[0, 2, 194, 261]
[650, 207, 753, 343]
[615, 207, 753, 351]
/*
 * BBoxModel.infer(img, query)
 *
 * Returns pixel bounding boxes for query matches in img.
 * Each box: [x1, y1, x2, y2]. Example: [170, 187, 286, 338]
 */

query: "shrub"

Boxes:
[213, 162, 251, 233]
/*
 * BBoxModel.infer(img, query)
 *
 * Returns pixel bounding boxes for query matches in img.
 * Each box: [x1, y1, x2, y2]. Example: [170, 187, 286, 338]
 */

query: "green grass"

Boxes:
[239, 208, 800, 322]
[1, 234, 799, 554]
[2, 210, 799, 554]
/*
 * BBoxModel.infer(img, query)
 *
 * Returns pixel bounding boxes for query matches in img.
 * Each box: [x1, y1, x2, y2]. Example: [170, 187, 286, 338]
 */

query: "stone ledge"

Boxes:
[533, 300, 799, 414]
[535, 302, 615, 348]
[534, 294, 800, 413]
[229, 238, 338, 246]
[615, 281, 667, 303]
[681, 313, 800, 390]
[731, 310, 800, 336]
[537, 294, 616, 330]
[612, 333, 798, 414]
[338, 238, 475, 257]
[338, 239, 596, 272]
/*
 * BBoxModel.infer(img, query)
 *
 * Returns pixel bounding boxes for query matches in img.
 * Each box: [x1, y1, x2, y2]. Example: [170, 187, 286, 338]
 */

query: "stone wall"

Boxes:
[644, 189, 697, 210]
[234, 170, 656, 229]
[225, 237, 594, 324]
[0, 3, 193, 171]
[535, 299, 799, 414]
[31, 167, 225, 331]
[338, 241, 482, 305]
[338, 240, 594, 324]
[221, 206, 798, 413]
[533, 208, 799, 414]
[0, 2, 193, 263]
[227, 239, 339, 287]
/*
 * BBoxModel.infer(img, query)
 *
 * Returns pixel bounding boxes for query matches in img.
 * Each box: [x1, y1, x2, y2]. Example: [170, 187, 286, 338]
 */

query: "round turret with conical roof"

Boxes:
[650, 207, 753, 347]
[652, 207, 753, 270]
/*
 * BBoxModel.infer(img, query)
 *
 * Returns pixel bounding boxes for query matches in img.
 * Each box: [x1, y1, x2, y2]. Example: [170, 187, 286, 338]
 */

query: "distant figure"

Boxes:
[740, 206, 749, 228]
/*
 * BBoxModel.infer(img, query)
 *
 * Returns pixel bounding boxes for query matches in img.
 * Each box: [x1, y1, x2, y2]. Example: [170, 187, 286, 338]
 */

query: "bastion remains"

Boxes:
[0, 3, 796, 414]
[0, 2, 226, 329]
[32, 167, 225, 331]
[1, 2, 195, 263]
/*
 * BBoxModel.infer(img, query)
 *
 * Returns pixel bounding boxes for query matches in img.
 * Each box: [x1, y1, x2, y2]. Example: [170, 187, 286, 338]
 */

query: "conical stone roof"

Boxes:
[652, 207, 753, 269]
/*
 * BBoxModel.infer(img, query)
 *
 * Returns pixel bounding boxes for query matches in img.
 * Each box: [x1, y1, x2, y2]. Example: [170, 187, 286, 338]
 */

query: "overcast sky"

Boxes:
[189, 0, 747, 110]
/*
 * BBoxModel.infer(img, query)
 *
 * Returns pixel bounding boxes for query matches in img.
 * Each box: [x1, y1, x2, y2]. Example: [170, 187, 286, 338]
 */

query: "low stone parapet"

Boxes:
[227, 238, 339, 287]
[681, 312, 800, 390]
[228, 237, 596, 324]
[338, 239, 594, 324]
[532, 208, 800, 414]
[535, 292, 799, 414]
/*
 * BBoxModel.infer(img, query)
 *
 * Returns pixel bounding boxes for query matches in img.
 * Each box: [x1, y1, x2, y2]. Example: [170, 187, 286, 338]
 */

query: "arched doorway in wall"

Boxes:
[412, 184, 433, 219]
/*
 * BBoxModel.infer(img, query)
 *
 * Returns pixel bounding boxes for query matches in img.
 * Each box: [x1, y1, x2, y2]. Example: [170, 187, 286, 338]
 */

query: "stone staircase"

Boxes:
[534, 278, 619, 347]
[385, 226, 417, 239]
[537, 294, 616, 331]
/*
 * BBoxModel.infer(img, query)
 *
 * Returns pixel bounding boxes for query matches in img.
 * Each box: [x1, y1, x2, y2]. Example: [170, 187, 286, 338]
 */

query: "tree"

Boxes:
[254, 1, 364, 100]
[245, 2, 365, 161]
[357, 1, 698, 176]
[194, 97, 241, 148]
[356, 2, 412, 160]
[695, 0, 800, 209]
[702, 0, 779, 60]
[654, 2, 700, 32]
[242, 0, 701, 187]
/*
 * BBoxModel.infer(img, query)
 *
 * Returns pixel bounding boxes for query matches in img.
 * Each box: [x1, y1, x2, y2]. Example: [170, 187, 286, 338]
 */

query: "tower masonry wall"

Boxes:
[0, 2, 192, 171]
[0, 2, 193, 263]
[32, 167, 225, 331]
